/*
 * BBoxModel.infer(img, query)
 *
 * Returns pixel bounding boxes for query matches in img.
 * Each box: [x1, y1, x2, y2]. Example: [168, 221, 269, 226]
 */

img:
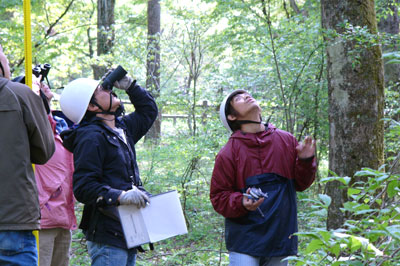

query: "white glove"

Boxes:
[119, 186, 149, 208]
[100, 69, 133, 91]
[114, 75, 133, 91]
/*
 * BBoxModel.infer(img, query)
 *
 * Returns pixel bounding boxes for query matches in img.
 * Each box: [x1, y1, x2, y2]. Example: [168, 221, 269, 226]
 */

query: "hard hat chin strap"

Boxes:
[232, 114, 270, 127]
[236, 120, 263, 125]
[90, 93, 120, 116]
[234, 114, 265, 126]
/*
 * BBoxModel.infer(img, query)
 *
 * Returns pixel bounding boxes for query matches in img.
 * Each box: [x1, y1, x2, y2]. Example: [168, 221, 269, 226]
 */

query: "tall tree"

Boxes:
[377, 0, 400, 84]
[146, 0, 161, 141]
[321, 0, 385, 229]
[92, 0, 115, 79]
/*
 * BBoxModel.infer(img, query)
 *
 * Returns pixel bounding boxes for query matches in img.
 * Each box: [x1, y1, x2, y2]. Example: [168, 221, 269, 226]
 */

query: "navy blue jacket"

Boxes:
[62, 83, 157, 249]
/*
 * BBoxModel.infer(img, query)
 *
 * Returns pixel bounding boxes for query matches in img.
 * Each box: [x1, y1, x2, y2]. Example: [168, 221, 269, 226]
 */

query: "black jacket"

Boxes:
[62, 83, 157, 249]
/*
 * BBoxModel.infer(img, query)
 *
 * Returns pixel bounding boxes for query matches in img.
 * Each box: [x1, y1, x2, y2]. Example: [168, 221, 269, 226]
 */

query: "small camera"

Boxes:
[32, 63, 51, 82]
[248, 187, 268, 200]
[101, 65, 127, 91]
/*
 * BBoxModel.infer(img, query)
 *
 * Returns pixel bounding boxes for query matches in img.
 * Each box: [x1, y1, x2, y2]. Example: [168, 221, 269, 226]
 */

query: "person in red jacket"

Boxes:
[34, 81, 77, 266]
[210, 90, 317, 266]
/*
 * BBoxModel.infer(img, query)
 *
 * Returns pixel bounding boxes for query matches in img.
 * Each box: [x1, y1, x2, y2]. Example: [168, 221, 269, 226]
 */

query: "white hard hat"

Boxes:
[60, 78, 99, 124]
[219, 89, 246, 133]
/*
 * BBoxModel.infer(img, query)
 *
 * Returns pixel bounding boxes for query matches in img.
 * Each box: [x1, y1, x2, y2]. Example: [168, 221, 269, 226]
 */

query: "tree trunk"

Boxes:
[92, 0, 115, 79]
[377, 0, 400, 174]
[378, 0, 400, 84]
[321, 0, 385, 230]
[145, 0, 161, 141]
[289, 0, 301, 14]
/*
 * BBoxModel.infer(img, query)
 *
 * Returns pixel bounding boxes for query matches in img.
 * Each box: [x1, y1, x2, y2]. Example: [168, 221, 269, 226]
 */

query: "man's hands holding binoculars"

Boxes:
[113, 75, 133, 91]
[101, 66, 134, 91]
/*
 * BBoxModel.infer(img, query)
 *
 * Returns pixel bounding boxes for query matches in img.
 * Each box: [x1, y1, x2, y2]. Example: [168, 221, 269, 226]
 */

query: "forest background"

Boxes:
[0, 0, 399, 265]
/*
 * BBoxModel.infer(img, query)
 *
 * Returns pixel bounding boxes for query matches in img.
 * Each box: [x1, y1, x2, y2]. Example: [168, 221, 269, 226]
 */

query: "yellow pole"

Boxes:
[23, 0, 33, 88]
[23, 1, 39, 264]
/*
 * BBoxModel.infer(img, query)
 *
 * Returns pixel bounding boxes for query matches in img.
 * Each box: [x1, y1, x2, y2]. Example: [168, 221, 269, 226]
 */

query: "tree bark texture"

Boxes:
[378, 0, 400, 84]
[93, 0, 115, 79]
[377, 0, 400, 174]
[146, 0, 161, 141]
[321, 0, 385, 230]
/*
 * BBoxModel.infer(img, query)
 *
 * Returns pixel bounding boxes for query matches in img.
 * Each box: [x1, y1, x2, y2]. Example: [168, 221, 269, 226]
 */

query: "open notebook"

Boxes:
[118, 190, 188, 248]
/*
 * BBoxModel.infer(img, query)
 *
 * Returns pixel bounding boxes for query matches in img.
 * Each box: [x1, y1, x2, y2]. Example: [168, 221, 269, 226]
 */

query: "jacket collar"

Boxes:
[79, 115, 126, 134]
[231, 123, 276, 139]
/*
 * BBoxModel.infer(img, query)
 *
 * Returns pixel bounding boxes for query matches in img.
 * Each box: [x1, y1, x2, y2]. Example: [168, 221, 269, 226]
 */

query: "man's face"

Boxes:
[228, 92, 261, 120]
[91, 85, 121, 112]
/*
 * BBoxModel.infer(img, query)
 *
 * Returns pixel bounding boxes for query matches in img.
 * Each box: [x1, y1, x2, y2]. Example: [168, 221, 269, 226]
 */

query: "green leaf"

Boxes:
[343, 201, 358, 212]
[347, 188, 361, 196]
[354, 209, 374, 215]
[376, 173, 390, 182]
[349, 236, 362, 252]
[305, 239, 324, 254]
[295, 232, 321, 239]
[318, 194, 331, 207]
[385, 225, 400, 240]
[330, 243, 341, 257]
[387, 180, 399, 198]
[382, 51, 400, 59]
[386, 59, 400, 65]
[320, 176, 351, 185]
[319, 231, 331, 243]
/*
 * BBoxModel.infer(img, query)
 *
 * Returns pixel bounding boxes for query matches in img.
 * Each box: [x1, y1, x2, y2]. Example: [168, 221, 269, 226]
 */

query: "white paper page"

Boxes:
[118, 190, 188, 248]
[141, 190, 188, 243]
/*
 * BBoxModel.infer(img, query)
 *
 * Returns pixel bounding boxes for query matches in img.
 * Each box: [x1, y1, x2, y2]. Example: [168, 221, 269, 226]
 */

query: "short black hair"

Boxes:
[225, 91, 245, 132]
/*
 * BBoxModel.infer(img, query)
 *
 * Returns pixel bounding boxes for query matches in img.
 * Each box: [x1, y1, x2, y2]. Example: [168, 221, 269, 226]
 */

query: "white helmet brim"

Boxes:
[60, 78, 99, 124]
[219, 89, 247, 133]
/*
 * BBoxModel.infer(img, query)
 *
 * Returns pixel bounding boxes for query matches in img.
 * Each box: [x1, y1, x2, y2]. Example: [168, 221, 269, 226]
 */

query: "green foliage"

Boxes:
[291, 159, 400, 266]
[384, 81, 400, 164]
[2, 0, 399, 265]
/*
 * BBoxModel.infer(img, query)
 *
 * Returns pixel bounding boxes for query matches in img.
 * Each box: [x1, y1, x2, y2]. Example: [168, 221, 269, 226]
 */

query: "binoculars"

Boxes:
[32, 63, 51, 82]
[101, 65, 128, 91]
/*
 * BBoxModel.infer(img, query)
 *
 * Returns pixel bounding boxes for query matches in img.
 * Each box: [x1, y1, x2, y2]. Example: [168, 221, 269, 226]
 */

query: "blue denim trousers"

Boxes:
[87, 241, 137, 266]
[229, 251, 288, 266]
[0, 230, 38, 266]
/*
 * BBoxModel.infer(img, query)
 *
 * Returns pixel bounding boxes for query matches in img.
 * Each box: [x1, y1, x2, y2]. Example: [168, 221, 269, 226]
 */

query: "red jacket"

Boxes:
[210, 124, 316, 219]
[35, 115, 77, 230]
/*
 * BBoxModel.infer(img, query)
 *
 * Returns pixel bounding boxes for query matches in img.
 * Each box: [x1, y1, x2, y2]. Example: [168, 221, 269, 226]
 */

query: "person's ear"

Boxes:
[227, 114, 237, 122]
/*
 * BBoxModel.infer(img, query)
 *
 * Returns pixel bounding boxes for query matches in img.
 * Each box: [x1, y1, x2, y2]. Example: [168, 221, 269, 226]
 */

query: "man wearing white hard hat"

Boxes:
[59, 68, 157, 266]
[0, 44, 55, 265]
[210, 90, 317, 266]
